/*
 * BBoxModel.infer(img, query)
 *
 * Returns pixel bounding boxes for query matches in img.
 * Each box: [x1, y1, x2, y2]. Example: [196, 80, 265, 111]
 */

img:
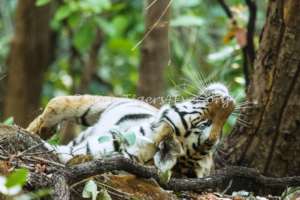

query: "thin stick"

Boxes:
[132, 0, 172, 50]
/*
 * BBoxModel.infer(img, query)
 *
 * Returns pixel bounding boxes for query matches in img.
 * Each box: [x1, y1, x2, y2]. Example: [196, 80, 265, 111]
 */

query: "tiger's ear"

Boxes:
[154, 136, 184, 172]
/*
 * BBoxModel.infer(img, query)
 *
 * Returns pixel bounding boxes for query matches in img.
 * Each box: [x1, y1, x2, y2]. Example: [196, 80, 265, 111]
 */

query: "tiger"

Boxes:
[27, 82, 235, 178]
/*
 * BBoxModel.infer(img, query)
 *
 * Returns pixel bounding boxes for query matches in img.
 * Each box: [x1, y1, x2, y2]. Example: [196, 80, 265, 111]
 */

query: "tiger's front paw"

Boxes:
[27, 116, 56, 139]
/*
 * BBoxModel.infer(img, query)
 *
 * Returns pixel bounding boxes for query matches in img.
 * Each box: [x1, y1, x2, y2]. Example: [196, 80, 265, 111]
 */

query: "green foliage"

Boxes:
[2, 0, 267, 131]
[47, 133, 61, 145]
[2, 116, 14, 125]
[82, 180, 98, 200]
[158, 170, 172, 184]
[5, 168, 28, 188]
[97, 189, 112, 200]
[15, 189, 53, 200]
[82, 180, 112, 200]
[35, 0, 51, 7]
[0, 168, 29, 196]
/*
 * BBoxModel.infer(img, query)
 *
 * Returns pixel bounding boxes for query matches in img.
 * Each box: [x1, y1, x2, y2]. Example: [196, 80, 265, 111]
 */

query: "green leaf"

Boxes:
[158, 170, 172, 184]
[35, 0, 51, 7]
[123, 131, 136, 146]
[79, 0, 111, 14]
[3, 117, 14, 125]
[47, 133, 60, 145]
[73, 22, 95, 52]
[97, 189, 112, 200]
[5, 168, 29, 188]
[82, 180, 99, 200]
[171, 15, 204, 27]
[98, 135, 111, 143]
[54, 5, 72, 22]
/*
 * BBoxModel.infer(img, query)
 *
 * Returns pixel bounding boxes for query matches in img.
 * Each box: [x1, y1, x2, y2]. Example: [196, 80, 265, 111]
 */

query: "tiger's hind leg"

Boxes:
[27, 95, 125, 139]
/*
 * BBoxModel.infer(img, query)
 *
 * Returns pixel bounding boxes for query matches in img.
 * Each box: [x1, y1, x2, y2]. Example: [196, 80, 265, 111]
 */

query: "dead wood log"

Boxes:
[0, 125, 300, 198]
[68, 156, 300, 195]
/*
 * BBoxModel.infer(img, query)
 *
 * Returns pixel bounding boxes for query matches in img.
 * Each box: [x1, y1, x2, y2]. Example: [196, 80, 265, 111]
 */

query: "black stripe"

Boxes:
[192, 143, 197, 150]
[140, 127, 146, 136]
[81, 108, 91, 126]
[86, 142, 92, 154]
[197, 135, 201, 146]
[172, 105, 188, 131]
[184, 130, 192, 138]
[160, 109, 181, 136]
[111, 133, 120, 152]
[115, 113, 152, 125]
[192, 117, 204, 127]
[104, 101, 132, 113]
[164, 115, 181, 136]
[78, 133, 87, 144]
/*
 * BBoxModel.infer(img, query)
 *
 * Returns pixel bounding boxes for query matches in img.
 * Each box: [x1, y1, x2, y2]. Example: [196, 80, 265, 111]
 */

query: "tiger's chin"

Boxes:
[154, 137, 184, 173]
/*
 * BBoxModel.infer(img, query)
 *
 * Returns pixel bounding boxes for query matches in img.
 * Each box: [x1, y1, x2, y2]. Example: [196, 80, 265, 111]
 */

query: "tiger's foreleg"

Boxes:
[27, 95, 124, 138]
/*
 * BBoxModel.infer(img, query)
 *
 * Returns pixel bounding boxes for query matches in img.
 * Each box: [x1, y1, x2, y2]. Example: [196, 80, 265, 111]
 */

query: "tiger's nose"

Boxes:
[222, 96, 235, 109]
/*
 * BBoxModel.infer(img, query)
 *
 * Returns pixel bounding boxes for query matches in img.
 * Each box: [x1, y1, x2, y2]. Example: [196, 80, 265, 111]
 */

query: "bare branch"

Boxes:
[68, 156, 300, 195]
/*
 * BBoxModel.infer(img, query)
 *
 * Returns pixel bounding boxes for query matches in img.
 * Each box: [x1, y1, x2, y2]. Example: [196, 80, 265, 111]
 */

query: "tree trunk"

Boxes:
[224, 0, 300, 177]
[3, 0, 54, 127]
[137, 0, 170, 103]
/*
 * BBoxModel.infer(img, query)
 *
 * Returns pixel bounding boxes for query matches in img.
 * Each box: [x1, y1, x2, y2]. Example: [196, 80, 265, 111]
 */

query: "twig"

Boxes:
[146, 0, 159, 10]
[17, 142, 44, 156]
[216, 0, 237, 25]
[23, 155, 65, 168]
[132, 0, 172, 50]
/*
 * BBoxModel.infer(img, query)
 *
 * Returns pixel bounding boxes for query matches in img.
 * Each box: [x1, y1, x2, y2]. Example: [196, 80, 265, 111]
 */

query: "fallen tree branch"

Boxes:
[1, 125, 300, 198]
[68, 156, 300, 195]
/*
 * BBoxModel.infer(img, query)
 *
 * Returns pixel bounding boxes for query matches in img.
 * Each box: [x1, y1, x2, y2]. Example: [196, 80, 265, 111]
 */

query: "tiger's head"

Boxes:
[153, 82, 235, 174]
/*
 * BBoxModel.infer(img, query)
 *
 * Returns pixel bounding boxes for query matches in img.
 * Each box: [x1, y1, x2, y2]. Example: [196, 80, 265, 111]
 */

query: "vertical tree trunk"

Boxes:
[224, 0, 300, 177]
[3, 0, 54, 126]
[137, 0, 170, 102]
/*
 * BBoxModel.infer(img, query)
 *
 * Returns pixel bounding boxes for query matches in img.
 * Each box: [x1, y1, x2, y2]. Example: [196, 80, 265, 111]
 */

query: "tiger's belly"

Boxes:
[54, 100, 159, 163]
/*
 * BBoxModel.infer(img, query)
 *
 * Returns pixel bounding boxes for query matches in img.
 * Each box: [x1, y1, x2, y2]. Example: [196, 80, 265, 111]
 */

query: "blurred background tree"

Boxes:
[0, 0, 267, 128]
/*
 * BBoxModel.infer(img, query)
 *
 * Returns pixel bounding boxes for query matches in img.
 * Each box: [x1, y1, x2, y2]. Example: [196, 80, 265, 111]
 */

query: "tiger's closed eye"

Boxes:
[197, 120, 212, 129]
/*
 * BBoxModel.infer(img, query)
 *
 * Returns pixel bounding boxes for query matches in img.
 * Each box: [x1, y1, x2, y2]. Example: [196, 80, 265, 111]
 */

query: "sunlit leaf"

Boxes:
[98, 189, 112, 200]
[47, 133, 60, 145]
[82, 180, 99, 200]
[158, 170, 172, 184]
[208, 46, 235, 61]
[223, 29, 236, 44]
[54, 5, 72, 22]
[0, 176, 21, 196]
[73, 22, 95, 52]
[35, 0, 51, 7]
[235, 28, 247, 47]
[171, 15, 204, 27]
[5, 168, 28, 188]
[79, 0, 111, 13]
[3, 117, 14, 125]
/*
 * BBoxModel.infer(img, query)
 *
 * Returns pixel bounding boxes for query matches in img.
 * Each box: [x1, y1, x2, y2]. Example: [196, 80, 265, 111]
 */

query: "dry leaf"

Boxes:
[235, 28, 247, 47]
